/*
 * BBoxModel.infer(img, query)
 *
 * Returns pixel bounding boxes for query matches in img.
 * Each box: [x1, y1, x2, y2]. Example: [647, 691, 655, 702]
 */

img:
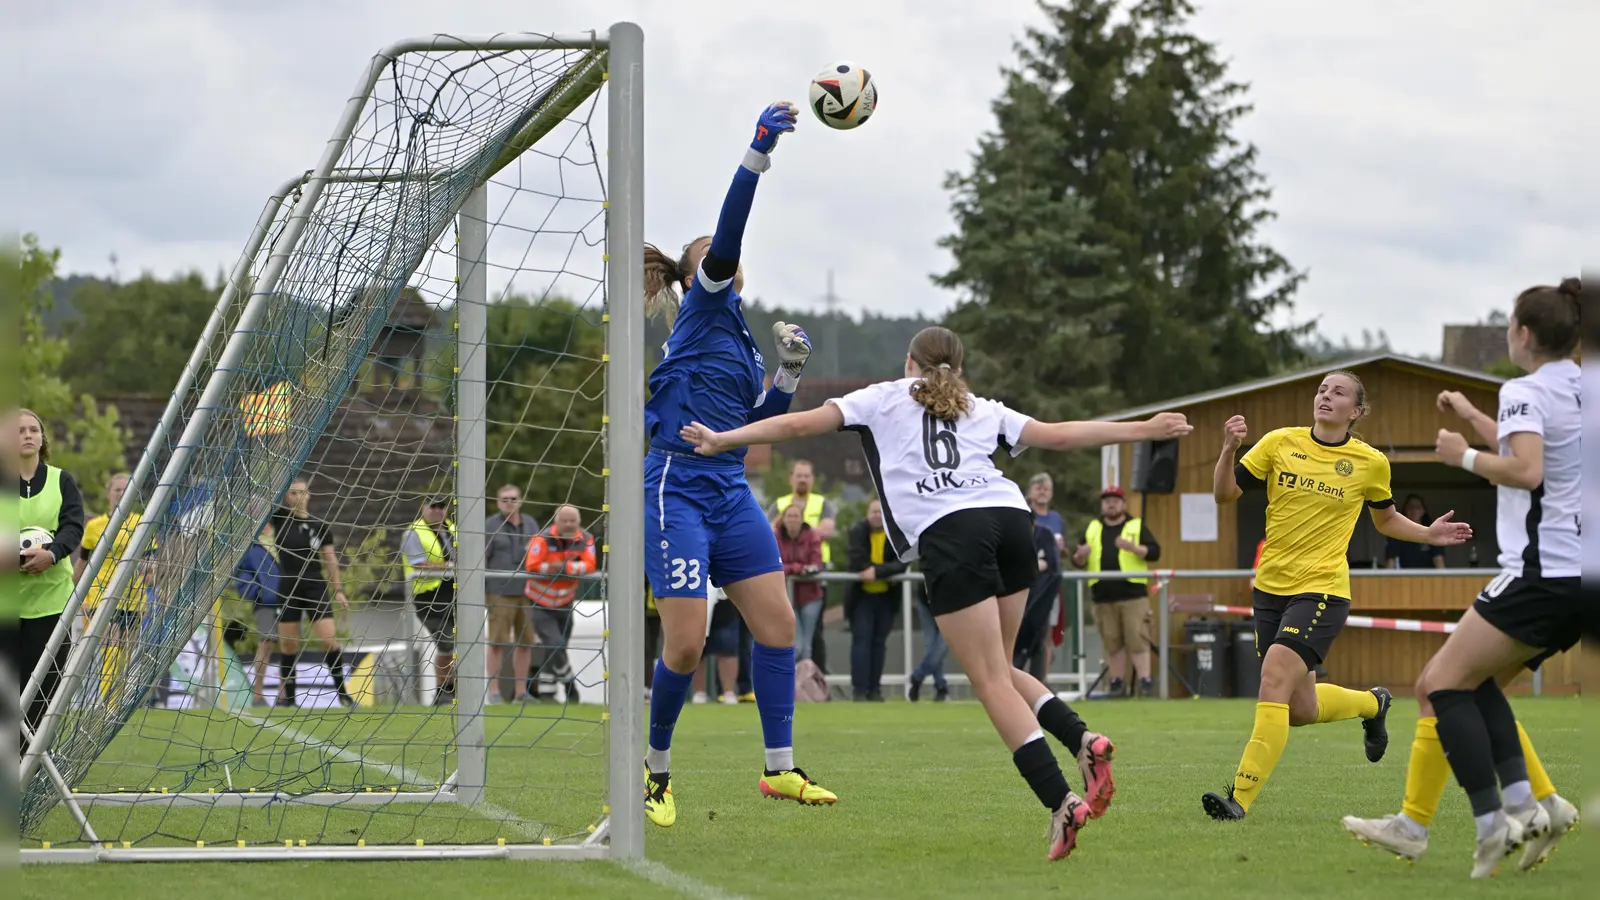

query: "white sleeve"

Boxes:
[1496, 380, 1545, 440]
[827, 382, 890, 428]
[991, 399, 1035, 458]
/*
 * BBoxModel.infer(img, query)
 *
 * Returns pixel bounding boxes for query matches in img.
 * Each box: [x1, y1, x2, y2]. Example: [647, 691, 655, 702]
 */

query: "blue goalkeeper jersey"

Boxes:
[645, 279, 766, 463]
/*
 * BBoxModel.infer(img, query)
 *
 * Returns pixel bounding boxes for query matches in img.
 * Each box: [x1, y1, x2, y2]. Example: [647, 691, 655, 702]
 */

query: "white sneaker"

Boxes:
[1341, 813, 1428, 861]
[1518, 794, 1577, 871]
[691, 691, 709, 705]
[718, 692, 738, 705]
[1470, 812, 1525, 879]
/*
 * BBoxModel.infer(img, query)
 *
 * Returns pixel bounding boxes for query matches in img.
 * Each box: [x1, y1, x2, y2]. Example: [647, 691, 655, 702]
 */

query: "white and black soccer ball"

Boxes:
[20, 526, 53, 554]
[809, 62, 876, 130]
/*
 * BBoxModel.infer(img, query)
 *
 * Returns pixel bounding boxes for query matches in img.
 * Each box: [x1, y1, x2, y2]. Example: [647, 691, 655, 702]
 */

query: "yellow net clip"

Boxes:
[357, 839, 366, 848]
[497, 838, 507, 847]
[285, 840, 294, 849]
[416, 839, 426, 848]
[237, 840, 247, 849]
[40, 842, 51, 850]
[196, 841, 205, 849]
[543, 837, 553, 847]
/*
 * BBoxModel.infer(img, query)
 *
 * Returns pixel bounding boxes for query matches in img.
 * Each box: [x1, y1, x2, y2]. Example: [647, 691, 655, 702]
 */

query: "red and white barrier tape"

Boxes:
[1203, 604, 1455, 634]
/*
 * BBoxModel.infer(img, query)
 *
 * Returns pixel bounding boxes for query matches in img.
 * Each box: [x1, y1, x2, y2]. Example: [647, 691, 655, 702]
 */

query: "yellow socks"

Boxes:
[1232, 702, 1289, 812]
[1518, 721, 1555, 801]
[1313, 683, 1380, 724]
[1400, 717, 1448, 826]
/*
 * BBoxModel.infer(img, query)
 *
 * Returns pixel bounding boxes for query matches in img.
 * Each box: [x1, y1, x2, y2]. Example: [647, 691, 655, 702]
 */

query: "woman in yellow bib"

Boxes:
[1202, 371, 1471, 821]
[14, 409, 88, 733]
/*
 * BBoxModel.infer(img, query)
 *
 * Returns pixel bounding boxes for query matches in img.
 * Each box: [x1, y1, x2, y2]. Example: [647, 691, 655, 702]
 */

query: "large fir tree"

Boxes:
[939, 0, 1307, 506]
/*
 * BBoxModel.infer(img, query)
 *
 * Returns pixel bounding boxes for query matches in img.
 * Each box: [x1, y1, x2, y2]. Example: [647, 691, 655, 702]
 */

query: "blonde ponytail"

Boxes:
[906, 327, 971, 420]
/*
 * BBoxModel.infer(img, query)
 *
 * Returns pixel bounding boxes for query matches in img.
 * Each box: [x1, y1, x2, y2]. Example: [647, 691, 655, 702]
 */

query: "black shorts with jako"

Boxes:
[1251, 589, 1350, 667]
[1473, 574, 1582, 664]
[917, 507, 1038, 617]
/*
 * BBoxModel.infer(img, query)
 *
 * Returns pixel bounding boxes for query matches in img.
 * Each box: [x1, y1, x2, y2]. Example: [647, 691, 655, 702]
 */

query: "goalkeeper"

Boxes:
[637, 100, 837, 829]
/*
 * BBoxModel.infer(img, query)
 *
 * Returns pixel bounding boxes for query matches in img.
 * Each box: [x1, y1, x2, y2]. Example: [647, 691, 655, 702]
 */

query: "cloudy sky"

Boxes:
[8, 0, 1596, 356]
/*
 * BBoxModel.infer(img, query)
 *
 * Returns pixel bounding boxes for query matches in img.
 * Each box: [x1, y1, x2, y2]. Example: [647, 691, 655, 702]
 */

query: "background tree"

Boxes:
[477, 297, 607, 527]
[938, 0, 1307, 507]
[62, 272, 220, 396]
[14, 234, 128, 506]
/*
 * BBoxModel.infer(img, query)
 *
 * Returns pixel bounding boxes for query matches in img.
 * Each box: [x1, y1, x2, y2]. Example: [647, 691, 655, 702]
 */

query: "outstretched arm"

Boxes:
[1018, 413, 1190, 452]
[693, 103, 798, 294]
[680, 404, 845, 456]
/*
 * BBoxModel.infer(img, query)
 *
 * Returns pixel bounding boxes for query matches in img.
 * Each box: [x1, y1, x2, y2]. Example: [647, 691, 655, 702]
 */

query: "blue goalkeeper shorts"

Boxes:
[645, 450, 781, 599]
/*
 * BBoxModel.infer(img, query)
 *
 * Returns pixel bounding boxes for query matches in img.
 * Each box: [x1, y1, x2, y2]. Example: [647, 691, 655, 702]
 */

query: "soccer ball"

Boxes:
[809, 62, 876, 130]
[20, 526, 53, 554]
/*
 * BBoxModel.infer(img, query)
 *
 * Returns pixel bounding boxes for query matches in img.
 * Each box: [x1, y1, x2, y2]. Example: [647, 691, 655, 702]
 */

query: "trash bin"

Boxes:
[1231, 620, 1261, 698]
[1184, 618, 1229, 698]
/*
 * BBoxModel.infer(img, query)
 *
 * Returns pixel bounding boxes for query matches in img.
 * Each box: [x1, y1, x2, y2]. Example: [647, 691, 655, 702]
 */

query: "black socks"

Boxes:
[1012, 736, 1071, 810]
[278, 655, 297, 703]
[1430, 688, 1500, 816]
[1036, 696, 1088, 757]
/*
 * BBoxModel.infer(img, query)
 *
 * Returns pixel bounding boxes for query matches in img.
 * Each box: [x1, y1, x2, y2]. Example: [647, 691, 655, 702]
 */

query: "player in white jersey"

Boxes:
[679, 326, 1191, 861]
[1345, 279, 1584, 880]
[1341, 279, 1585, 874]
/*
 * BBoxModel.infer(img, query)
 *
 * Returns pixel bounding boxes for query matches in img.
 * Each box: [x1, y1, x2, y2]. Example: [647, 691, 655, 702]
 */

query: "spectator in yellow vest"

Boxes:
[1072, 486, 1161, 697]
[845, 498, 907, 701]
[768, 459, 838, 672]
[403, 497, 457, 704]
[14, 408, 87, 732]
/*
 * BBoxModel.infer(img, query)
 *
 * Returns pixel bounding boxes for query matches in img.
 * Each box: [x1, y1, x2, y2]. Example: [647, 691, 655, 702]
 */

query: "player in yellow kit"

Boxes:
[1201, 370, 1472, 820]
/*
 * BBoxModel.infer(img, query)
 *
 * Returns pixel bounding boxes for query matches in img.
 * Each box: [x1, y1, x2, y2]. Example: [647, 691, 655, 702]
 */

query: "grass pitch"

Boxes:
[21, 696, 1587, 899]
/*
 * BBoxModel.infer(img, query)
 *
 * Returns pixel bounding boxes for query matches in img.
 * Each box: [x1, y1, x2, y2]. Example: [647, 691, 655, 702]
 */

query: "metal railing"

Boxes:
[394, 564, 1504, 699]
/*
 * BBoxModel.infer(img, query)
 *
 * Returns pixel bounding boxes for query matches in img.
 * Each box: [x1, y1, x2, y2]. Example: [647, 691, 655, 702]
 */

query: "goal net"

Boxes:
[21, 28, 646, 863]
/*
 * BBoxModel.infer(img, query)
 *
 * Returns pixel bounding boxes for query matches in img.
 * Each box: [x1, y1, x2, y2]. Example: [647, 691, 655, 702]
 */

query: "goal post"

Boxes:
[21, 23, 645, 863]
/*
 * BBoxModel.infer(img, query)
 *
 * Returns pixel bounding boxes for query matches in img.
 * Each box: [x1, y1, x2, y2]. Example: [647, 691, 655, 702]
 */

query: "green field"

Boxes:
[21, 696, 1588, 898]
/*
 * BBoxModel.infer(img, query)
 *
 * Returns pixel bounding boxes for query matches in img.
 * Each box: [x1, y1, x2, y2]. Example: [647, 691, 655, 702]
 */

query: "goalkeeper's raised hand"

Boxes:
[750, 102, 797, 155]
[771, 321, 811, 394]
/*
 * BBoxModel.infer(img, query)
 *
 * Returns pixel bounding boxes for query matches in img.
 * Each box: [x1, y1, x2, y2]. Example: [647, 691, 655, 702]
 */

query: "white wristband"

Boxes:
[1460, 448, 1479, 473]
[741, 148, 771, 173]
[773, 367, 800, 393]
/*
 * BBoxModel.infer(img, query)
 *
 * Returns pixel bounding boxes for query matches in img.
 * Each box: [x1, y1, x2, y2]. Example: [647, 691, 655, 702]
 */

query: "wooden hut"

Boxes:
[1094, 354, 1577, 695]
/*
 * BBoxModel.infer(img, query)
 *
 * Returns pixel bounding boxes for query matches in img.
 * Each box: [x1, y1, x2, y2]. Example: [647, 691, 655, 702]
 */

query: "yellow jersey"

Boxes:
[81, 511, 147, 613]
[1240, 428, 1392, 599]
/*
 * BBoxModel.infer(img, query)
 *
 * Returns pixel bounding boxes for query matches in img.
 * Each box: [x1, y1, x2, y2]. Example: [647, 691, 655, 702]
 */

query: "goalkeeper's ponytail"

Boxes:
[643, 243, 687, 327]
[907, 326, 971, 421]
[643, 236, 714, 329]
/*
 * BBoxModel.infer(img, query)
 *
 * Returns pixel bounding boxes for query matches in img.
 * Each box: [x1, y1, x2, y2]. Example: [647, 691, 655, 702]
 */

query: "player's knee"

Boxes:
[661, 632, 705, 674]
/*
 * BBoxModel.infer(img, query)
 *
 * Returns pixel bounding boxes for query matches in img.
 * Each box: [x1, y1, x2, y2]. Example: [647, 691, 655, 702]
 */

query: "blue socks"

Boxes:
[647, 645, 797, 775]
[751, 642, 796, 771]
[647, 658, 693, 773]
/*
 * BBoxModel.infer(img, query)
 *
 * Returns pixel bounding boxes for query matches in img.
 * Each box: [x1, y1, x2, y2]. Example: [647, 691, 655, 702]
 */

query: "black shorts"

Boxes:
[1252, 589, 1350, 666]
[279, 583, 333, 624]
[1473, 574, 1582, 661]
[416, 581, 457, 653]
[917, 507, 1037, 617]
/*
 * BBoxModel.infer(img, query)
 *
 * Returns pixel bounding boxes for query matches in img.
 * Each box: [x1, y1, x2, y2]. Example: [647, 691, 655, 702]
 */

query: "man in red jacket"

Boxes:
[523, 505, 597, 701]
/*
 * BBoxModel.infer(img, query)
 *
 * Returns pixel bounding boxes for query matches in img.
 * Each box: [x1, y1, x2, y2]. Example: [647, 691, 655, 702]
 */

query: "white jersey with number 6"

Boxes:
[829, 378, 1032, 562]
[1494, 359, 1581, 579]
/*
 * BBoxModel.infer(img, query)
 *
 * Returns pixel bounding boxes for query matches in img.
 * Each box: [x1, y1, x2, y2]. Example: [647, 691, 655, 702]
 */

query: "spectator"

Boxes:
[77, 471, 145, 699]
[1384, 493, 1446, 569]
[1023, 473, 1066, 673]
[1014, 512, 1063, 680]
[522, 505, 596, 703]
[485, 484, 540, 703]
[403, 496, 457, 704]
[774, 504, 825, 661]
[906, 586, 949, 702]
[234, 522, 283, 707]
[694, 589, 743, 705]
[272, 478, 352, 707]
[769, 459, 838, 670]
[1072, 486, 1160, 698]
[846, 498, 906, 702]
[644, 580, 661, 701]
[14, 408, 87, 733]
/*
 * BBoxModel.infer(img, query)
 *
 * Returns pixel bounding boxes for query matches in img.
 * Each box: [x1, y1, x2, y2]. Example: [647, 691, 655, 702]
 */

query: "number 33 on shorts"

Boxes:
[667, 557, 702, 591]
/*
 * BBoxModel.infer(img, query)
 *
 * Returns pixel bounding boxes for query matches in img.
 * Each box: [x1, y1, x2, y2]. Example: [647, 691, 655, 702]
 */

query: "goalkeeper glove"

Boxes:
[744, 102, 797, 172]
[771, 321, 811, 393]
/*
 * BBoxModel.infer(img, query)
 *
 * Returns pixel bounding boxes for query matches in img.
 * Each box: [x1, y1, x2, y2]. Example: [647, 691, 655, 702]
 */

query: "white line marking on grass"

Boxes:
[619, 858, 746, 900]
[235, 712, 434, 786]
